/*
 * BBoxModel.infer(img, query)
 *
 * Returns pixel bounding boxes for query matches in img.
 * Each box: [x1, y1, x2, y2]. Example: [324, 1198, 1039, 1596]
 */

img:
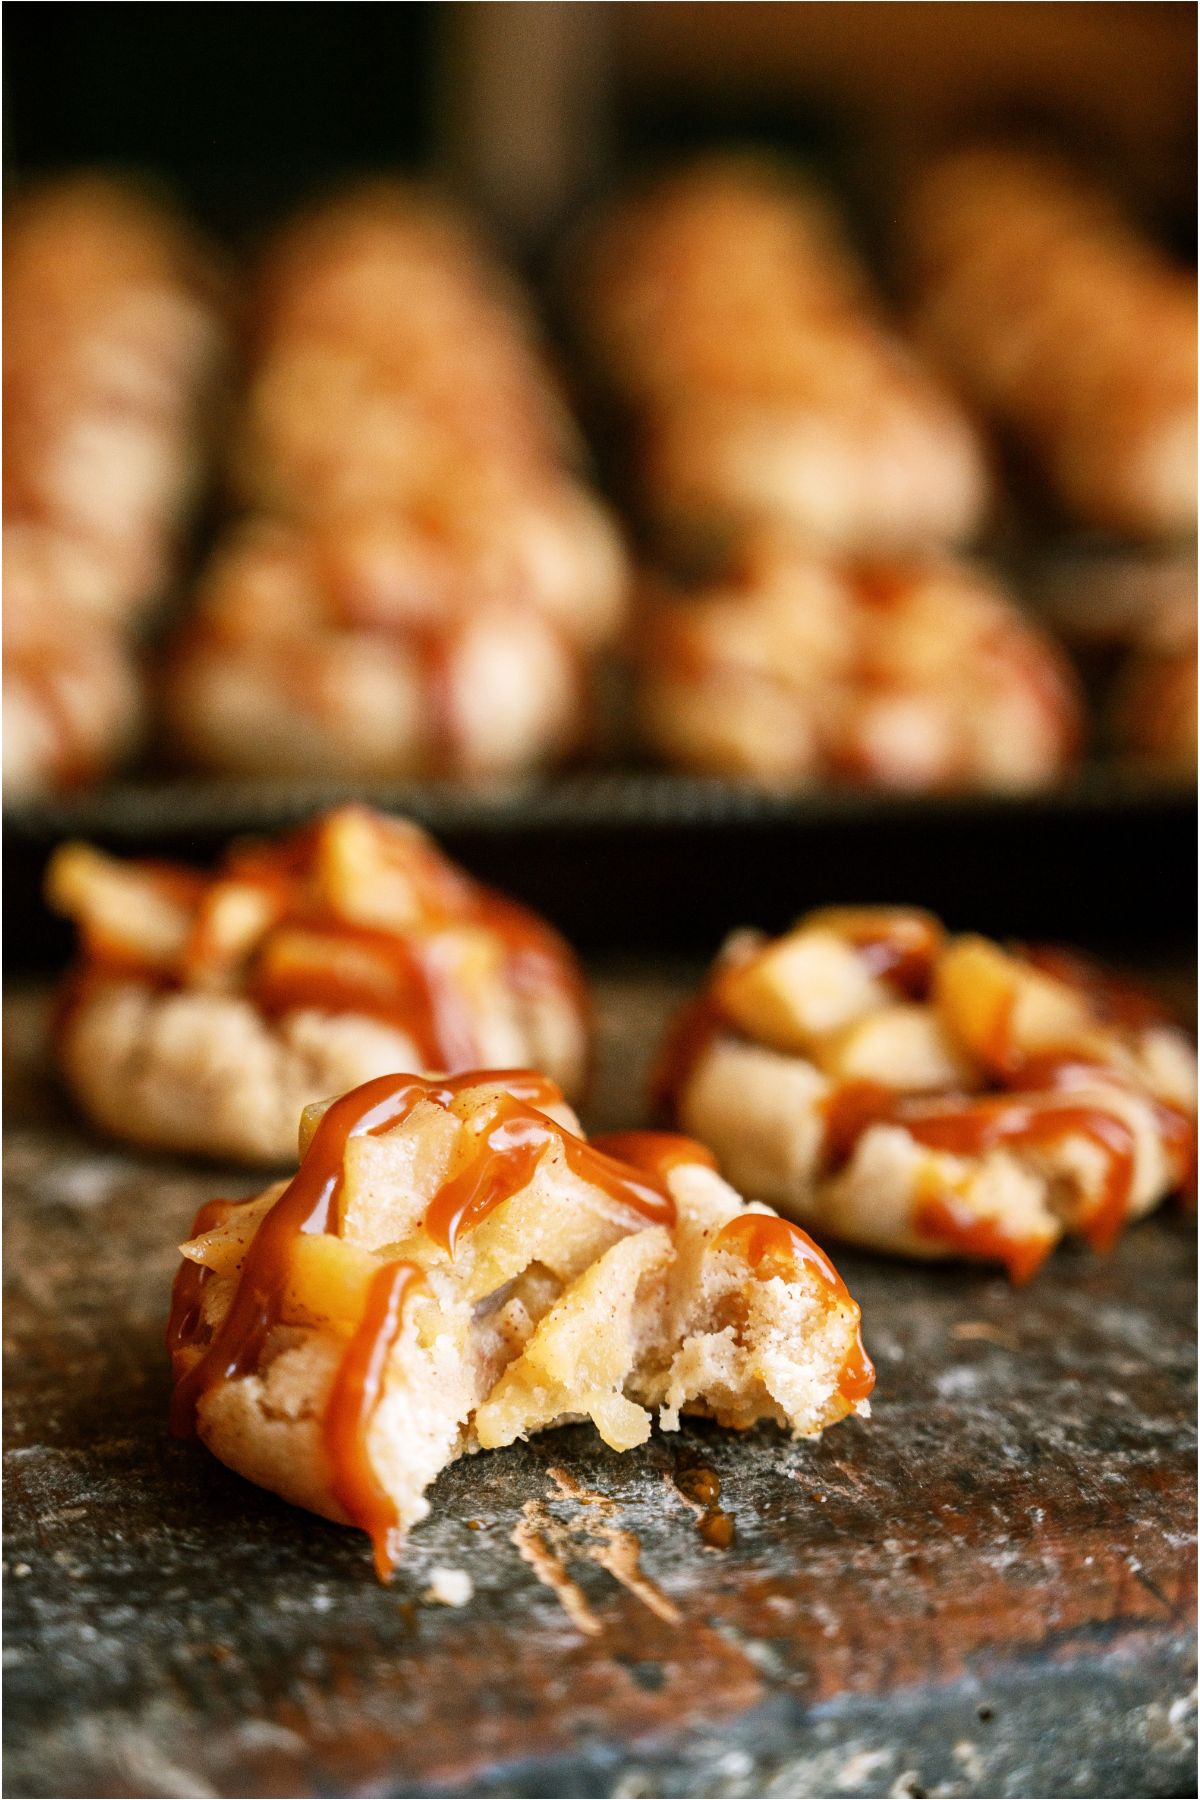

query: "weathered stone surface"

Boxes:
[3, 974, 1196, 1798]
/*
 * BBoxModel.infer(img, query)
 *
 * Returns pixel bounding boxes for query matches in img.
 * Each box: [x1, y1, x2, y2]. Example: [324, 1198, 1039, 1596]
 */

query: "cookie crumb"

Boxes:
[423, 1566, 473, 1608]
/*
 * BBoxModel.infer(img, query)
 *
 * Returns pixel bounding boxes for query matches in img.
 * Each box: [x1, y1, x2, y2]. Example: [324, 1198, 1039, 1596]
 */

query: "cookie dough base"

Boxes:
[60, 979, 585, 1165]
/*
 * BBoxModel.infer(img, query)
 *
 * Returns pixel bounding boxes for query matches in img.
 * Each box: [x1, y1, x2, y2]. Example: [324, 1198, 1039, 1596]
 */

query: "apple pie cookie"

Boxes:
[163, 467, 626, 780]
[3, 174, 227, 797]
[574, 155, 988, 555]
[47, 806, 588, 1162]
[637, 534, 1081, 790]
[658, 909, 1195, 1279]
[168, 1069, 873, 1576]
[905, 146, 1196, 540]
[164, 182, 628, 780]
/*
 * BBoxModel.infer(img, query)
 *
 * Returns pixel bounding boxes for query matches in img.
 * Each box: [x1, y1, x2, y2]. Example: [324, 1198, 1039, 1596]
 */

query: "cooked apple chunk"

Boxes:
[169, 1074, 871, 1577]
[660, 908, 1196, 1279]
[46, 806, 589, 1162]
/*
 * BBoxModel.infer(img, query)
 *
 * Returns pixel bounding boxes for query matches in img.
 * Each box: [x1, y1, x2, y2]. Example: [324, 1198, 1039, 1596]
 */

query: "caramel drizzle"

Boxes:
[168, 1070, 675, 1575]
[711, 1212, 875, 1405]
[1018, 1053, 1196, 1193]
[250, 924, 486, 1070]
[72, 816, 584, 1076]
[912, 1193, 1049, 1286]
[165, 1198, 237, 1376]
[424, 1097, 675, 1255]
[824, 1082, 1138, 1262]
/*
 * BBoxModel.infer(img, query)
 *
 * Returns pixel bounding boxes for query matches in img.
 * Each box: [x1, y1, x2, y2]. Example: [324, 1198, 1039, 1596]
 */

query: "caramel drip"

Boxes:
[698, 1509, 737, 1550]
[323, 1259, 424, 1581]
[675, 1459, 735, 1549]
[711, 1213, 875, 1405]
[165, 1197, 238, 1375]
[1017, 1052, 1196, 1191]
[821, 1081, 898, 1165]
[900, 1096, 1138, 1253]
[169, 1073, 458, 1437]
[713, 1212, 850, 1297]
[913, 1193, 1050, 1285]
[589, 1131, 718, 1181]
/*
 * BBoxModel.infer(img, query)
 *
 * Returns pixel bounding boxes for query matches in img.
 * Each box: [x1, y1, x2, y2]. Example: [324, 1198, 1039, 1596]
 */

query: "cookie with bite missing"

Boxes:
[168, 1070, 872, 1577]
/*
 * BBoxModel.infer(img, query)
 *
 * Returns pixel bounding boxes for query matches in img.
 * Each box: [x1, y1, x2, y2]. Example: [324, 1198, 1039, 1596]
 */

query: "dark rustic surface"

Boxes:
[4, 971, 1197, 1800]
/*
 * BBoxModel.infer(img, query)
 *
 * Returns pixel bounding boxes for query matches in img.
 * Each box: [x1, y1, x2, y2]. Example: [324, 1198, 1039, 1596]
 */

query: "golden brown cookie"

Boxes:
[47, 806, 590, 1162]
[658, 908, 1195, 1279]
[168, 1070, 872, 1576]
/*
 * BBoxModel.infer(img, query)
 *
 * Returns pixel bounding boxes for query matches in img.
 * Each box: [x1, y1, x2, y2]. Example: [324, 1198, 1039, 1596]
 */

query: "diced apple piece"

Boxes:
[935, 935, 1092, 1076]
[180, 1189, 285, 1276]
[281, 1232, 383, 1332]
[298, 1096, 332, 1159]
[312, 806, 468, 930]
[473, 1227, 673, 1452]
[803, 906, 944, 994]
[46, 842, 197, 972]
[715, 927, 890, 1053]
[183, 879, 284, 987]
[813, 1003, 976, 1091]
[338, 1102, 463, 1253]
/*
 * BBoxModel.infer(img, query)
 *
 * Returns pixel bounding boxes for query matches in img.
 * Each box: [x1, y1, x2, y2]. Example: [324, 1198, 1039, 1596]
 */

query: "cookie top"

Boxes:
[659, 907, 1196, 1276]
[637, 538, 1081, 790]
[48, 805, 587, 1081]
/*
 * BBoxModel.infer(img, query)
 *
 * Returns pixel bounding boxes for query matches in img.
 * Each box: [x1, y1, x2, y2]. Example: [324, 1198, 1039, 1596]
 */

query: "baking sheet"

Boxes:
[6, 768, 1196, 966]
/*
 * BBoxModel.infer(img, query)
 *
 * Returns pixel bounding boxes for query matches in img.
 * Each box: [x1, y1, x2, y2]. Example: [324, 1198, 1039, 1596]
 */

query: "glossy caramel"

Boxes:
[900, 1095, 1137, 1254]
[675, 1459, 735, 1549]
[913, 1192, 1048, 1285]
[711, 1213, 875, 1405]
[423, 1097, 676, 1253]
[323, 1259, 425, 1581]
[62, 810, 586, 1075]
[589, 1130, 718, 1181]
